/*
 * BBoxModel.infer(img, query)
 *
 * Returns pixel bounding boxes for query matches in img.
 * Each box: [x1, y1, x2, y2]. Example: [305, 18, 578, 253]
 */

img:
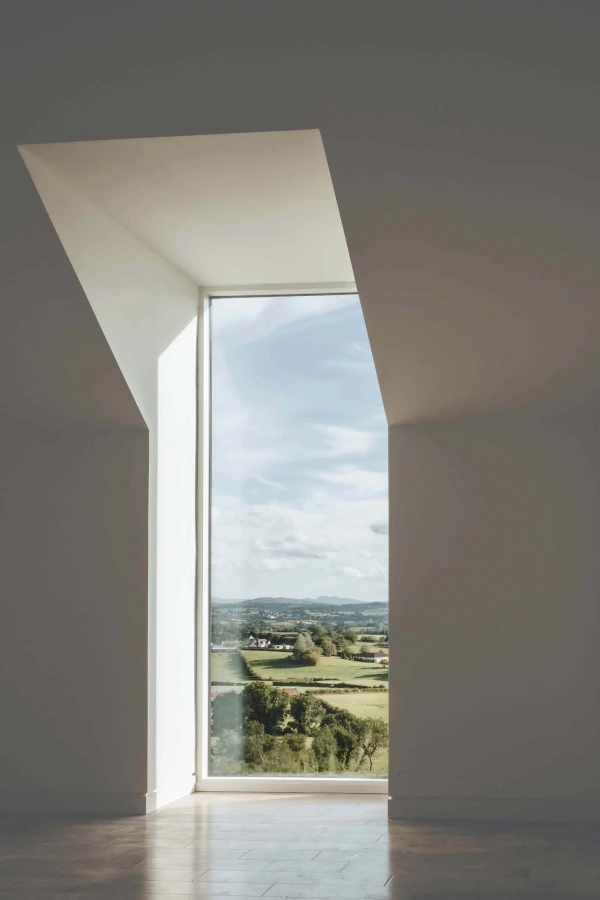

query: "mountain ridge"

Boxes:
[212, 595, 387, 608]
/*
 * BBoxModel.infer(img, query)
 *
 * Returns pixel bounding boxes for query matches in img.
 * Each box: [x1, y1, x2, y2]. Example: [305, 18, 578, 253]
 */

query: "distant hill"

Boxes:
[314, 595, 362, 606]
[212, 595, 387, 609]
[212, 596, 318, 608]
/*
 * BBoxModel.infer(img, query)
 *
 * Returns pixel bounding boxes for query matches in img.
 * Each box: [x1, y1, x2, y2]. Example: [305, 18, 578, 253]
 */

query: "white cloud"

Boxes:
[249, 475, 285, 489]
[370, 522, 389, 535]
[213, 294, 357, 349]
[314, 465, 388, 496]
[254, 532, 336, 561]
[338, 565, 363, 579]
[326, 339, 374, 372]
[249, 557, 284, 572]
[310, 424, 377, 458]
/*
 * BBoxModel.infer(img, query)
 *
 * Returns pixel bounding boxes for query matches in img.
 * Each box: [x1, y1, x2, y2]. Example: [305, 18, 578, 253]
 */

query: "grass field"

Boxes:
[357, 746, 388, 777]
[241, 650, 388, 686]
[357, 641, 389, 655]
[318, 691, 389, 722]
[211, 652, 252, 683]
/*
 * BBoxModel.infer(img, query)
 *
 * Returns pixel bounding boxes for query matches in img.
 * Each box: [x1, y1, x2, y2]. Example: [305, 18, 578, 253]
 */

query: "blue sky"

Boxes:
[210, 294, 388, 603]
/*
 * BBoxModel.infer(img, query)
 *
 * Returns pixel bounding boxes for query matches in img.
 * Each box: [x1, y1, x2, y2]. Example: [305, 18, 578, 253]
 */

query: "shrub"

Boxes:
[292, 633, 322, 666]
[272, 678, 339, 686]
[311, 685, 388, 695]
[320, 638, 338, 657]
[239, 652, 259, 679]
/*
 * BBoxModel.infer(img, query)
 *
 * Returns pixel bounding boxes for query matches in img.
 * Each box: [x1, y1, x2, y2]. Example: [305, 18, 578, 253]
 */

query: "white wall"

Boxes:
[19, 151, 198, 426]
[154, 320, 198, 806]
[16, 151, 198, 810]
[389, 415, 600, 821]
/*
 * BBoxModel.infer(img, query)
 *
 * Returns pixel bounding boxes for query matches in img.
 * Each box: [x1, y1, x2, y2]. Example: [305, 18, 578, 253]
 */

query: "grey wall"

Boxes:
[389, 415, 600, 820]
[2, 0, 600, 817]
[0, 428, 148, 810]
[0, 145, 149, 812]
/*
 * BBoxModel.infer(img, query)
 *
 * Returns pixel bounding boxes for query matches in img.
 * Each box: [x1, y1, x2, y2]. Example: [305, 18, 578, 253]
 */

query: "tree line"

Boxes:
[211, 682, 388, 776]
[291, 626, 360, 665]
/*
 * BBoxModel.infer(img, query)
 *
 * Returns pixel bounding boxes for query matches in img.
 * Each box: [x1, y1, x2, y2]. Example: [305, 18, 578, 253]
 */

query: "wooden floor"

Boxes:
[2, 792, 600, 898]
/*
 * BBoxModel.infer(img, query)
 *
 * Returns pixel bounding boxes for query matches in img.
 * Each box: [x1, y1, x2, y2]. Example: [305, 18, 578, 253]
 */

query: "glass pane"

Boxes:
[209, 294, 388, 777]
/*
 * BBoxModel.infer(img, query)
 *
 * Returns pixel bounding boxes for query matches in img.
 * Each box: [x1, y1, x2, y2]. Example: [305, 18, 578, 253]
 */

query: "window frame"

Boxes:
[195, 283, 388, 793]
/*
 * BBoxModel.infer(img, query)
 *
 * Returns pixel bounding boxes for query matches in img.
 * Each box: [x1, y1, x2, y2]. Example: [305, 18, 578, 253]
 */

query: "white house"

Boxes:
[246, 636, 271, 649]
[354, 651, 389, 662]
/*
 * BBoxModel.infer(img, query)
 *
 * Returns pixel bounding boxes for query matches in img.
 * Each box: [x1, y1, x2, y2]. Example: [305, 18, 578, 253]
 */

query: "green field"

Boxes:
[318, 691, 389, 722]
[357, 746, 388, 777]
[356, 640, 388, 654]
[211, 652, 251, 683]
[241, 650, 388, 686]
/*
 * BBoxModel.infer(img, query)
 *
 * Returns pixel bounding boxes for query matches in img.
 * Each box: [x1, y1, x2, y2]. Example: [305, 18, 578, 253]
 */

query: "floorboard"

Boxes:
[1, 792, 600, 897]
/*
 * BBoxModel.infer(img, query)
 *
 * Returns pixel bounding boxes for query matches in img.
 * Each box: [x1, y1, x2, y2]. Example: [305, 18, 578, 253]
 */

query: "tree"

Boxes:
[360, 643, 371, 656]
[292, 633, 322, 666]
[243, 682, 290, 734]
[320, 637, 337, 657]
[211, 728, 243, 776]
[344, 630, 358, 643]
[243, 722, 313, 774]
[243, 721, 275, 770]
[331, 722, 364, 769]
[312, 726, 338, 772]
[359, 718, 389, 772]
[290, 693, 327, 735]
[323, 707, 365, 769]
[309, 624, 327, 641]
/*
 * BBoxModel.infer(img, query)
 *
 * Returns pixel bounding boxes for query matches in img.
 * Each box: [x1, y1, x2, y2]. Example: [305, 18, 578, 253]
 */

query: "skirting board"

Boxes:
[145, 775, 196, 813]
[197, 777, 388, 794]
[0, 776, 196, 816]
[389, 796, 600, 824]
[0, 791, 147, 816]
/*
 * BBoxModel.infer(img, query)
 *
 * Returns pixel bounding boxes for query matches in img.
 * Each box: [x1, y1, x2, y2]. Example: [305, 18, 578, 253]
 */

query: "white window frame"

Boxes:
[195, 283, 388, 794]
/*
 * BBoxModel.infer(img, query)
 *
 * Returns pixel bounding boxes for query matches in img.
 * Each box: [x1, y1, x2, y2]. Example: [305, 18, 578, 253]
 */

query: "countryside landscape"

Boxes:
[210, 596, 389, 778]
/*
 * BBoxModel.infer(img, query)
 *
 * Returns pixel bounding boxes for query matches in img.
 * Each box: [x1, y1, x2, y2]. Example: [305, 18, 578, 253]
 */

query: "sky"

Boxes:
[210, 294, 388, 604]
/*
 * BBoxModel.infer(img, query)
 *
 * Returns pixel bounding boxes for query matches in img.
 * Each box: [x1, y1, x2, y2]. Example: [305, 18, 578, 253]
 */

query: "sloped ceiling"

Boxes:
[20, 130, 354, 289]
[8, 2, 600, 427]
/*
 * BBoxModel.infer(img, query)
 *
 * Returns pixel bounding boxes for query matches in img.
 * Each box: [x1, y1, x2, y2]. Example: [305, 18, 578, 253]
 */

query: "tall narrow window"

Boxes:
[209, 294, 388, 779]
